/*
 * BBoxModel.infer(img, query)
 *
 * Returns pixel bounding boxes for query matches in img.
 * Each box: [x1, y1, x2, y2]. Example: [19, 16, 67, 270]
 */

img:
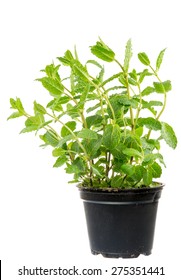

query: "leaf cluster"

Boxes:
[8, 39, 177, 189]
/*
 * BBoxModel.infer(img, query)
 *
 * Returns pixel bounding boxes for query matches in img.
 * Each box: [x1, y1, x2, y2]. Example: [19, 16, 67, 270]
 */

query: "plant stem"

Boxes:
[126, 74, 135, 132]
[106, 152, 111, 179]
[114, 58, 135, 132]
[46, 112, 89, 160]
[147, 65, 167, 139]
[135, 82, 142, 125]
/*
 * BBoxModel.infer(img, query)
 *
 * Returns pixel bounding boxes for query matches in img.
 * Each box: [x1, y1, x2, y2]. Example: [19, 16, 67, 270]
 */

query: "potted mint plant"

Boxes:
[8, 38, 177, 258]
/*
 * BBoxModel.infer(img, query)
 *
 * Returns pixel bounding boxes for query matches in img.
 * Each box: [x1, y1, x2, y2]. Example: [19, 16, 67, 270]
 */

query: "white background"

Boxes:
[0, 0, 181, 279]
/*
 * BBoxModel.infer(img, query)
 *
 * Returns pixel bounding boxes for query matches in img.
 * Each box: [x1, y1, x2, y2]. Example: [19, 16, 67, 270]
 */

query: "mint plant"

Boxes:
[8, 39, 177, 188]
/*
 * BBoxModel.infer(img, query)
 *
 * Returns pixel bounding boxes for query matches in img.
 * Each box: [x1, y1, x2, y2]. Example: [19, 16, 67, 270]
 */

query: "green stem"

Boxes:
[46, 112, 89, 161]
[147, 65, 167, 139]
[114, 58, 135, 132]
[135, 83, 142, 125]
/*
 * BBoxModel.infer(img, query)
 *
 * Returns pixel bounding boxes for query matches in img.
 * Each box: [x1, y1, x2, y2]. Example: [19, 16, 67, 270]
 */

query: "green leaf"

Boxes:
[37, 77, 64, 97]
[61, 121, 76, 137]
[77, 128, 98, 139]
[156, 48, 166, 71]
[57, 50, 74, 66]
[141, 86, 155, 96]
[138, 117, 161, 130]
[133, 165, 145, 181]
[111, 143, 127, 159]
[10, 98, 17, 109]
[124, 39, 132, 72]
[143, 153, 163, 165]
[58, 134, 74, 148]
[76, 84, 90, 110]
[119, 73, 127, 86]
[149, 101, 163, 107]
[72, 60, 90, 82]
[21, 115, 44, 133]
[52, 147, 66, 157]
[102, 124, 121, 150]
[10, 98, 25, 114]
[121, 164, 135, 176]
[111, 176, 122, 188]
[7, 111, 22, 120]
[135, 127, 143, 137]
[122, 148, 142, 158]
[83, 137, 102, 159]
[42, 63, 60, 80]
[139, 69, 152, 83]
[141, 138, 160, 151]
[153, 80, 172, 93]
[53, 155, 67, 167]
[34, 101, 46, 114]
[143, 168, 153, 186]
[118, 96, 138, 108]
[91, 166, 103, 177]
[86, 102, 101, 113]
[101, 72, 121, 87]
[86, 59, 103, 69]
[66, 103, 79, 118]
[90, 39, 115, 62]
[66, 157, 86, 174]
[129, 69, 137, 81]
[47, 99, 63, 112]
[161, 122, 177, 149]
[43, 130, 60, 147]
[86, 115, 103, 128]
[138, 52, 150, 66]
[150, 162, 162, 178]
[20, 126, 39, 133]
[128, 77, 137, 86]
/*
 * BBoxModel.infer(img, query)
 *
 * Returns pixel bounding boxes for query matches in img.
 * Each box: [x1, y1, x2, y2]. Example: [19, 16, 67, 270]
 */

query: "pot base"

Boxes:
[91, 249, 151, 259]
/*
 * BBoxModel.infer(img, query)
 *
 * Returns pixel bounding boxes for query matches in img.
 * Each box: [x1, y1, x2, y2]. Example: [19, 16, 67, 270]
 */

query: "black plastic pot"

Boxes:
[79, 185, 164, 258]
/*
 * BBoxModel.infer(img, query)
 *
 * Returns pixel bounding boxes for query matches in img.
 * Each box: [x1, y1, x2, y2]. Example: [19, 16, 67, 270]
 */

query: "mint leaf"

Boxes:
[92, 166, 103, 177]
[150, 162, 162, 178]
[141, 86, 155, 96]
[123, 148, 142, 158]
[121, 164, 135, 176]
[53, 155, 67, 167]
[161, 122, 177, 149]
[34, 101, 46, 114]
[138, 117, 161, 130]
[77, 128, 98, 139]
[43, 130, 59, 147]
[72, 60, 90, 82]
[143, 168, 152, 186]
[156, 48, 166, 71]
[90, 39, 115, 62]
[111, 176, 122, 188]
[86, 115, 103, 128]
[138, 52, 150, 66]
[124, 39, 132, 72]
[61, 121, 76, 137]
[52, 147, 66, 157]
[10, 98, 25, 114]
[37, 77, 64, 97]
[102, 124, 121, 150]
[7, 111, 22, 120]
[153, 80, 172, 93]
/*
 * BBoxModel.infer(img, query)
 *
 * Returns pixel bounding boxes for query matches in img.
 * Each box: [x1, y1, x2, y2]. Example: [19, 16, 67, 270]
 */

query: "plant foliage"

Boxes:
[8, 39, 177, 188]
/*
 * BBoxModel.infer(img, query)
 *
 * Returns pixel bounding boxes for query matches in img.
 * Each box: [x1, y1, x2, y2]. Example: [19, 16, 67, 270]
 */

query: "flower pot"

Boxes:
[79, 185, 163, 258]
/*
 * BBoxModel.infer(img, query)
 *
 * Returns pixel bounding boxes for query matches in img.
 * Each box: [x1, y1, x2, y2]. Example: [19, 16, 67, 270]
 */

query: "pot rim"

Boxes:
[77, 182, 165, 194]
